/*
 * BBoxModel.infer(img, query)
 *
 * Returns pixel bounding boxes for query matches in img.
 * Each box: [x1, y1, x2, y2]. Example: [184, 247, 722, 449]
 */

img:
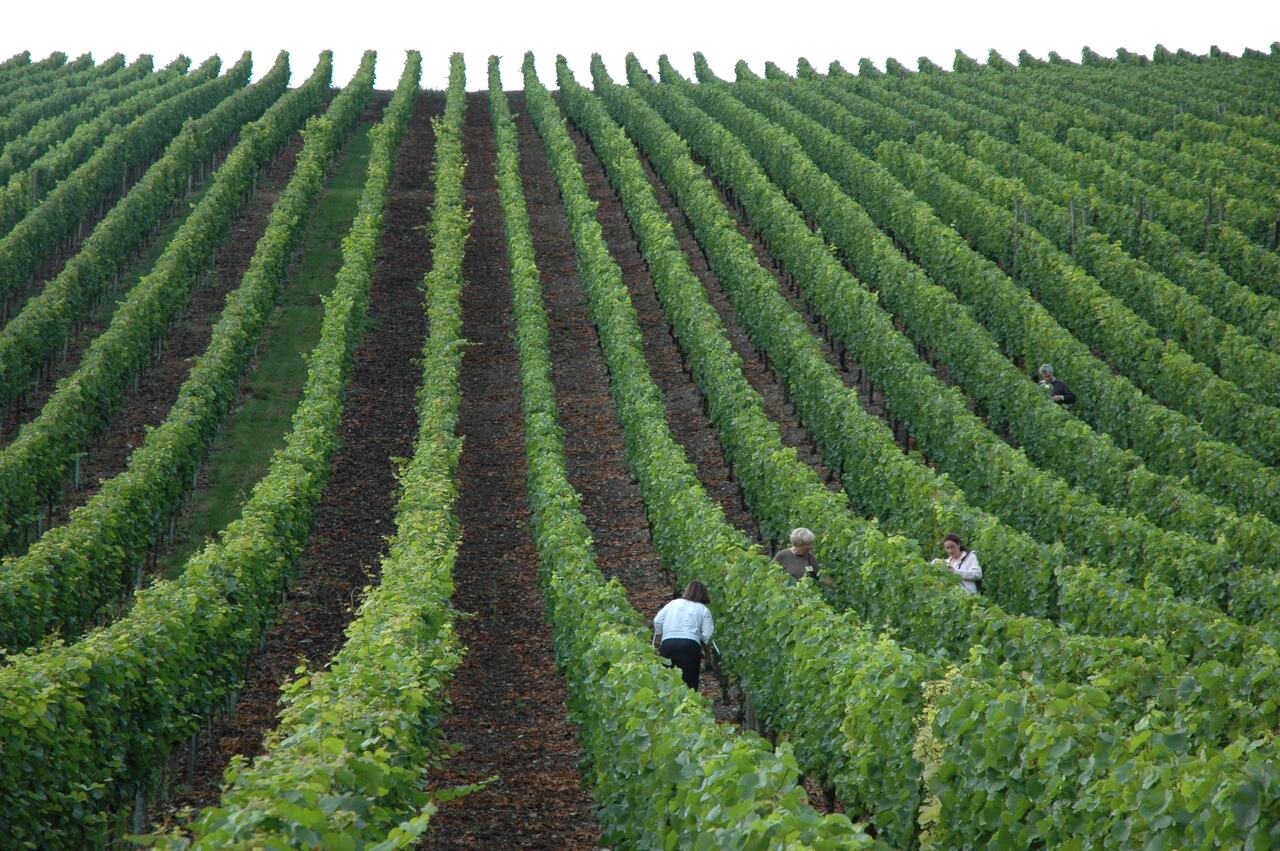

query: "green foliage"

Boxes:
[0, 53, 251, 295]
[0, 51, 67, 93]
[914, 131, 1280, 411]
[166, 52, 461, 849]
[0, 50, 33, 79]
[0, 54, 193, 184]
[929, 666, 1280, 848]
[0, 53, 344, 650]
[634, 57, 1280, 741]
[0, 51, 93, 112]
[953, 50, 983, 73]
[0, 54, 387, 843]
[771, 71, 1280, 557]
[498, 58, 877, 847]
[798, 71, 1280, 557]
[876, 136, 1280, 483]
[881, 137, 1280, 469]
[0, 52, 138, 146]
[659, 66, 1251, 626]
[0, 54, 214, 198]
[539, 54, 914, 845]
[663, 66, 1067, 619]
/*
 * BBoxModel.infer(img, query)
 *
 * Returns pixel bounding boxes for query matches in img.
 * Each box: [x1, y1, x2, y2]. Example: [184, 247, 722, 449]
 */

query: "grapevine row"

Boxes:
[171, 53, 445, 847]
[0, 53, 392, 844]
[1123, 130, 1280, 209]
[0, 52, 135, 144]
[529, 53, 944, 844]
[492, 59, 874, 848]
[0, 55, 218, 219]
[739, 72, 1280, 567]
[0, 54, 191, 183]
[0, 51, 61, 86]
[877, 136, 1280, 466]
[868, 63, 1280, 299]
[802, 65, 1280, 466]
[1, 52, 72, 87]
[0, 50, 33, 82]
[0, 52, 93, 110]
[616, 60, 1280, 738]
[0, 53, 250, 301]
[908, 130, 1280, 410]
[0, 52, 346, 651]
[706, 61, 1280, 845]
[814, 63, 1280, 355]
[1067, 127, 1276, 243]
[775, 69, 1280, 538]
[0, 52, 296, 558]
[961, 125, 1280, 352]
[666, 65, 1260, 617]
[578, 55, 1279, 845]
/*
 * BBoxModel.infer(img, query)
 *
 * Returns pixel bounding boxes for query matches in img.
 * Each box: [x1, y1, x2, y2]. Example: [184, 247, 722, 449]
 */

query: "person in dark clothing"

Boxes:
[774, 528, 835, 587]
[653, 581, 714, 690]
[1038, 364, 1075, 405]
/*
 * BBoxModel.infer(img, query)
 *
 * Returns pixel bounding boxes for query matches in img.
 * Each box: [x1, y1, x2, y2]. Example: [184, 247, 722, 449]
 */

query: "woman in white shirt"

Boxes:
[935, 533, 982, 595]
[653, 581, 714, 690]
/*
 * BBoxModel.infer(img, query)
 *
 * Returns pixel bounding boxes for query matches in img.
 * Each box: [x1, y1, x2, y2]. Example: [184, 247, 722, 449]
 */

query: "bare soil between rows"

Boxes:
[3, 117, 239, 438]
[152, 90, 438, 827]
[421, 91, 601, 851]
[43, 119, 308, 528]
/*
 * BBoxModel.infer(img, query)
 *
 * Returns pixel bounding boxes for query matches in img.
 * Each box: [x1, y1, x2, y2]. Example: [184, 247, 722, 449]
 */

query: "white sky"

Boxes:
[3, 0, 1276, 91]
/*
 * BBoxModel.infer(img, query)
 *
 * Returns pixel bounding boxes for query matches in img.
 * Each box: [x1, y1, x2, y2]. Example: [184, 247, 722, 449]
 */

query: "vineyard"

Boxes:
[0, 42, 1277, 848]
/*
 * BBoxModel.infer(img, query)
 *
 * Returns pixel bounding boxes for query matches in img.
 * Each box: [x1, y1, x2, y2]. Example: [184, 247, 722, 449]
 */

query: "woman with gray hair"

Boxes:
[774, 527, 822, 584]
[1037, 364, 1075, 405]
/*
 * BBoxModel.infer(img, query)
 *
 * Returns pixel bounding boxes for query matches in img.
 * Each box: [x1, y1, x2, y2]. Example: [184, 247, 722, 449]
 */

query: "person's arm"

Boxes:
[701, 607, 714, 646]
[954, 552, 982, 582]
[653, 603, 667, 649]
[1059, 381, 1075, 405]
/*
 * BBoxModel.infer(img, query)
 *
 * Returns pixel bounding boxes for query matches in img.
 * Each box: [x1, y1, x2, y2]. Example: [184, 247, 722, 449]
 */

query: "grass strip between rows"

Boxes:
[165, 52, 457, 848]
[0, 53, 386, 844]
[0, 52, 341, 652]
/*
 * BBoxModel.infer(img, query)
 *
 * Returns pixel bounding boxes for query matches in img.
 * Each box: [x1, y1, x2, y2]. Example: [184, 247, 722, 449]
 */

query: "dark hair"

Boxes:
[682, 580, 711, 605]
[943, 533, 967, 554]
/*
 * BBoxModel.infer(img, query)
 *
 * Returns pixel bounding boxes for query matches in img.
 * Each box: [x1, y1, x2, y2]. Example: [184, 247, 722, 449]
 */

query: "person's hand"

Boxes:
[1052, 395, 1063, 402]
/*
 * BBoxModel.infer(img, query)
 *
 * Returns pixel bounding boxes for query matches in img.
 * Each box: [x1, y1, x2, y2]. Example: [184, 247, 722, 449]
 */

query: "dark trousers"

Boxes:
[660, 638, 702, 690]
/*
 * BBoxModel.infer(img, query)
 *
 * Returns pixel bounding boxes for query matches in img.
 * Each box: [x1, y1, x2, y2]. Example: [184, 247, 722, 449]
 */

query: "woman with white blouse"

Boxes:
[653, 581, 715, 690]
[934, 533, 983, 595]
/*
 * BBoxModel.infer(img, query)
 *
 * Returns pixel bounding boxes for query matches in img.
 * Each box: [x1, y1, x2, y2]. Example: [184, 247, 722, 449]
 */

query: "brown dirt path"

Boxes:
[513, 94, 739, 720]
[547, 115, 762, 549]
[557, 102, 849, 814]
[151, 90, 438, 827]
[41, 125, 307, 527]
[422, 92, 600, 851]
[3, 131, 242, 439]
